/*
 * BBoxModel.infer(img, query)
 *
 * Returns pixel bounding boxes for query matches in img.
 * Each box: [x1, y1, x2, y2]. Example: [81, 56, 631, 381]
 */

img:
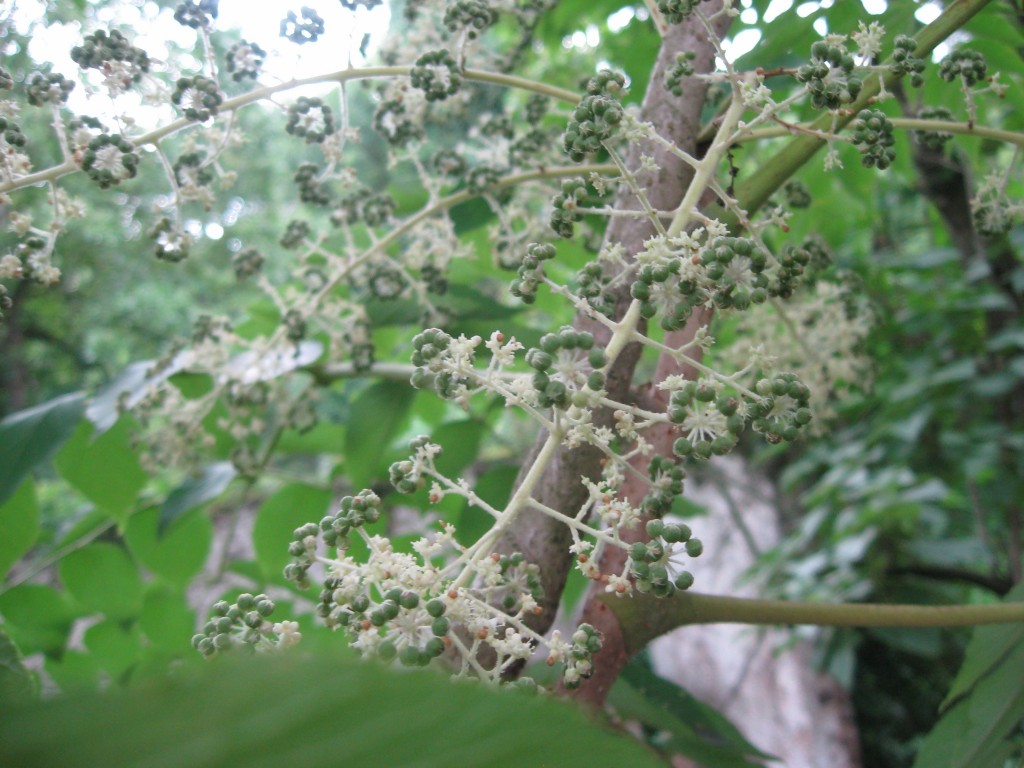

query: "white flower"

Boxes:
[273, 620, 302, 649]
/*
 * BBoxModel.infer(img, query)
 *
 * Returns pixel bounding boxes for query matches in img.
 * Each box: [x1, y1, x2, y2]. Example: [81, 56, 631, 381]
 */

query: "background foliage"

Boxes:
[1, 1, 1022, 766]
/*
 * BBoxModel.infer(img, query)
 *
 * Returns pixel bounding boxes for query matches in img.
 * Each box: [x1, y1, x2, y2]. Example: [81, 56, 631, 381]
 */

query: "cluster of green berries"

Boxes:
[495, 552, 544, 614]
[26, 72, 75, 106]
[363, 264, 407, 300]
[226, 380, 269, 407]
[851, 109, 896, 170]
[281, 7, 325, 44]
[421, 262, 448, 295]
[572, 263, 616, 317]
[432, 149, 467, 178]
[563, 88, 624, 162]
[783, 180, 811, 209]
[550, 177, 587, 238]
[148, 217, 191, 262]
[411, 328, 467, 399]
[465, 165, 502, 195]
[665, 51, 696, 96]
[192, 593, 276, 657]
[280, 219, 311, 249]
[374, 97, 423, 147]
[389, 438, 435, 494]
[772, 243, 812, 299]
[914, 106, 955, 152]
[510, 242, 555, 304]
[0, 117, 27, 149]
[283, 491, 382, 587]
[344, 321, 375, 372]
[525, 326, 606, 409]
[631, 236, 766, 331]
[640, 455, 686, 518]
[443, 0, 498, 39]
[889, 34, 925, 87]
[410, 50, 462, 101]
[525, 94, 549, 124]
[327, 585, 449, 667]
[191, 314, 230, 344]
[559, 624, 602, 690]
[173, 151, 213, 189]
[656, 0, 705, 24]
[0, 67, 13, 90]
[331, 189, 396, 227]
[631, 519, 700, 597]
[796, 41, 861, 110]
[174, 0, 218, 29]
[286, 397, 318, 434]
[749, 374, 812, 443]
[71, 29, 150, 84]
[508, 128, 548, 167]
[68, 115, 106, 153]
[294, 163, 332, 206]
[668, 381, 743, 459]
[81, 133, 139, 188]
[226, 40, 266, 81]
[172, 75, 222, 121]
[939, 48, 987, 86]
[286, 97, 336, 143]
[283, 309, 307, 341]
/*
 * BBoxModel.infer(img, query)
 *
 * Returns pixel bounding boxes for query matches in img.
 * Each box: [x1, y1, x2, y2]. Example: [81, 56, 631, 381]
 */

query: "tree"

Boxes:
[0, 1, 1022, 766]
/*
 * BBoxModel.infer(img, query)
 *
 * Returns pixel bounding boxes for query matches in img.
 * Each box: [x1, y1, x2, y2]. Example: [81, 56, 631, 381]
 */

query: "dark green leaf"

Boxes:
[610, 655, 772, 767]
[158, 462, 235, 534]
[431, 419, 487, 477]
[0, 653, 666, 768]
[0, 625, 37, 706]
[0, 392, 85, 507]
[344, 380, 416, 488]
[0, 585, 78, 657]
[59, 543, 143, 620]
[0, 480, 40, 581]
[253, 484, 332, 583]
[53, 419, 147, 527]
[124, 507, 213, 589]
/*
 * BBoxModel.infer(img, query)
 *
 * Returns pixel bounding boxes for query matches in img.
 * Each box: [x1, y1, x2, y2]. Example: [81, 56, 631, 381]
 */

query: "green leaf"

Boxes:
[53, 418, 147, 526]
[0, 626, 37, 706]
[83, 618, 142, 681]
[87, 359, 181, 433]
[0, 585, 77, 657]
[124, 507, 212, 589]
[609, 655, 773, 768]
[344, 380, 416, 489]
[0, 480, 40, 581]
[0, 654, 667, 768]
[912, 582, 1024, 768]
[139, 584, 197, 653]
[0, 392, 85, 506]
[253, 484, 332, 583]
[158, 462, 235, 533]
[431, 419, 487, 478]
[59, 543, 143, 620]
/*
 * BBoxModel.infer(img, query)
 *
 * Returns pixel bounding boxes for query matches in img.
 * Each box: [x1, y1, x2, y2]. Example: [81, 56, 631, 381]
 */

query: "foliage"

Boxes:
[0, 0, 1022, 766]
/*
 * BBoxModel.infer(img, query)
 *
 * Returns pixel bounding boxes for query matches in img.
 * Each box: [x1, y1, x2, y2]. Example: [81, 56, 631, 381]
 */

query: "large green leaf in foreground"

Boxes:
[0, 654, 666, 768]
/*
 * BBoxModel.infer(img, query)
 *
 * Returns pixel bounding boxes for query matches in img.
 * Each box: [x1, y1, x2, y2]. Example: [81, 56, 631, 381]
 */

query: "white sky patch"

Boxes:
[860, 0, 887, 15]
[915, 2, 942, 24]
[740, 7, 758, 24]
[722, 29, 763, 62]
[813, 17, 828, 36]
[8, 0, 388, 125]
[607, 6, 635, 33]
[763, 0, 793, 23]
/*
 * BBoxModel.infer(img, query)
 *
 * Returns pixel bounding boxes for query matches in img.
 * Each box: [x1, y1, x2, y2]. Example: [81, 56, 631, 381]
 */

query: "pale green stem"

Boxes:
[731, 118, 1024, 148]
[0, 67, 582, 195]
[616, 591, 1024, 652]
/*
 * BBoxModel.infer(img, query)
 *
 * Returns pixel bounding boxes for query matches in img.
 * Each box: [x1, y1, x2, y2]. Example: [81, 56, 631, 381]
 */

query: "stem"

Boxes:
[615, 591, 1024, 652]
[732, 118, 1024, 149]
[0, 67, 582, 196]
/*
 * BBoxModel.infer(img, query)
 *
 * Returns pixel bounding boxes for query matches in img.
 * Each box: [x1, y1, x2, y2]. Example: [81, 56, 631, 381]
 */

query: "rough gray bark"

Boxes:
[495, 0, 732, 638]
